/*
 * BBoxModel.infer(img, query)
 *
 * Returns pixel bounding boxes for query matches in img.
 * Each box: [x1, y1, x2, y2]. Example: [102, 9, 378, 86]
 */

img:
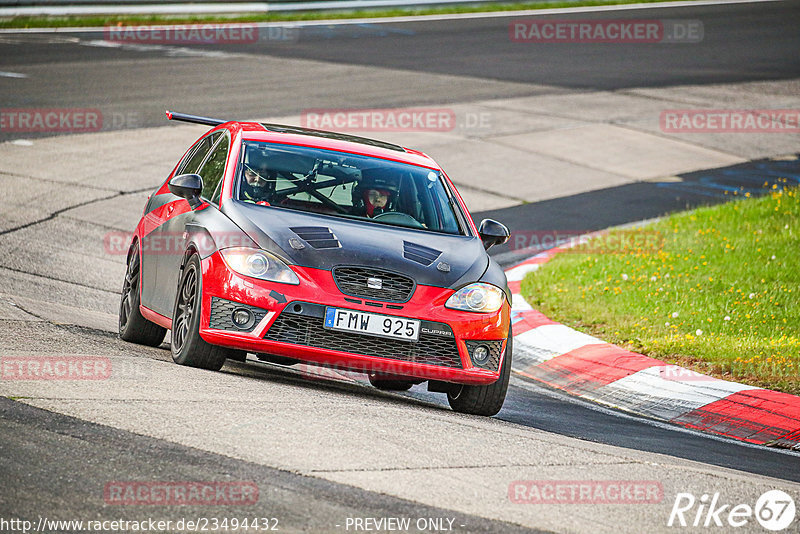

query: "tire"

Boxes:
[368, 373, 415, 391]
[447, 325, 512, 416]
[119, 241, 167, 347]
[170, 254, 232, 371]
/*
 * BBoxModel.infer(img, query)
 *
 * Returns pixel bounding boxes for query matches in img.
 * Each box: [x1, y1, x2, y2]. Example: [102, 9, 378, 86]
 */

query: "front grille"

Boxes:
[332, 266, 415, 302]
[464, 340, 504, 372]
[209, 297, 267, 332]
[264, 308, 462, 368]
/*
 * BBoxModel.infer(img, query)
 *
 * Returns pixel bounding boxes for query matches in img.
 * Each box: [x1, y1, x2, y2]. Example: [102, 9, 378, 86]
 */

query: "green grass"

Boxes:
[522, 185, 800, 395]
[0, 0, 691, 28]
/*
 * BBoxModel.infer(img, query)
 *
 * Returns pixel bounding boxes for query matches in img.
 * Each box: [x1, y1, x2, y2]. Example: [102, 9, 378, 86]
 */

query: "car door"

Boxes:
[151, 132, 231, 316]
[140, 132, 220, 315]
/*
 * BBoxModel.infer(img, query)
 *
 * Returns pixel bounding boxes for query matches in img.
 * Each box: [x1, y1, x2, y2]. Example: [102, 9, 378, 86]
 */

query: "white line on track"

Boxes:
[0, 71, 27, 78]
[0, 0, 782, 34]
[80, 39, 243, 58]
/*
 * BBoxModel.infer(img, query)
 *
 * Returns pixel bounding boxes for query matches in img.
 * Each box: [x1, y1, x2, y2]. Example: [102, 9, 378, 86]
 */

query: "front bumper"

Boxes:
[198, 251, 510, 385]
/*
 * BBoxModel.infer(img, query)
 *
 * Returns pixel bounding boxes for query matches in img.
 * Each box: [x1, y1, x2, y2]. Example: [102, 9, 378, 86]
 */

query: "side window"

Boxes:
[177, 133, 219, 176]
[198, 135, 230, 200]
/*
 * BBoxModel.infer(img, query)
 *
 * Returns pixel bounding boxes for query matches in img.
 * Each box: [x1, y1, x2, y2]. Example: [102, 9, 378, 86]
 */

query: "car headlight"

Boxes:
[219, 247, 299, 285]
[445, 283, 505, 313]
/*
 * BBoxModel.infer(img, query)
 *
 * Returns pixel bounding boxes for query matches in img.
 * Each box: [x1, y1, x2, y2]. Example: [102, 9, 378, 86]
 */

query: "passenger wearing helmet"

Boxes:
[352, 168, 399, 218]
[240, 147, 276, 204]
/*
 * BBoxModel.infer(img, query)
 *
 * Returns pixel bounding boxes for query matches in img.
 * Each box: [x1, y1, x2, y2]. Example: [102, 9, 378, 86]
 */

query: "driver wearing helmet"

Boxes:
[240, 147, 276, 204]
[352, 168, 399, 218]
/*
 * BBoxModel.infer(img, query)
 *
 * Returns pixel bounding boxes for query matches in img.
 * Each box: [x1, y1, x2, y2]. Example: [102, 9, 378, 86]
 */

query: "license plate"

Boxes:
[324, 307, 420, 342]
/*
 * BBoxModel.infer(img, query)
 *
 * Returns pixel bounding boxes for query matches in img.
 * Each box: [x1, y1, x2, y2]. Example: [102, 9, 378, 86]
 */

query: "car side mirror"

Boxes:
[168, 173, 203, 209]
[478, 219, 510, 250]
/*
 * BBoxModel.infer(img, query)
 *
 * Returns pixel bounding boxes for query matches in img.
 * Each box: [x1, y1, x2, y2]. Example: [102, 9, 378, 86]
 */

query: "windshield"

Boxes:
[235, 141, 464, 235]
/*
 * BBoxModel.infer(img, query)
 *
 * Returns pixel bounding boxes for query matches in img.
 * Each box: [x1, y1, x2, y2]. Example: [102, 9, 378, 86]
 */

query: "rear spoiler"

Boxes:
[165, 110, 227, 127]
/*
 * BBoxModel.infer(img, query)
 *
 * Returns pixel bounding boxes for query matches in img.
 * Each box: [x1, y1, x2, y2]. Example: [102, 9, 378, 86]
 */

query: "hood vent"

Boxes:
[290, 226, 341, 249]
[403, 241, 441, 266]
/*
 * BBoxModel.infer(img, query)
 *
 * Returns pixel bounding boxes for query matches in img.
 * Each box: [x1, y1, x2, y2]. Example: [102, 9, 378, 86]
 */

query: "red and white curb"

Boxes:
[504, 250, 800, 450]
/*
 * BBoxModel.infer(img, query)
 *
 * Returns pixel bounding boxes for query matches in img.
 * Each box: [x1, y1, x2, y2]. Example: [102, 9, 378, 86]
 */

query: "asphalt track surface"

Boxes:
[1, 0, 799, 139]
[0, 397, 534, 533]
[1, 1, 800, 531]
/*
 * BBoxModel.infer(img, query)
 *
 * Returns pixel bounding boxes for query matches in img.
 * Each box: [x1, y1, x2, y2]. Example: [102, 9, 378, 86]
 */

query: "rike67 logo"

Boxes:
[668, 490, 796, 531]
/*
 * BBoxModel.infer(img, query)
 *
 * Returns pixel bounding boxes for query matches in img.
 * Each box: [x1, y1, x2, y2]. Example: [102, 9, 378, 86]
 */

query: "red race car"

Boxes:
[119, 111, 512, 415]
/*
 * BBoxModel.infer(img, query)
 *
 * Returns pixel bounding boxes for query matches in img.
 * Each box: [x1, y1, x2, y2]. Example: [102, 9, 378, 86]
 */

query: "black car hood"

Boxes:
[223, 202, 490, 289]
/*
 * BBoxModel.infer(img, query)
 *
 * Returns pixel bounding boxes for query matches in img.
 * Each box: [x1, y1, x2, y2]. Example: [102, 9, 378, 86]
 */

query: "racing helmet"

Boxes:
[352, 167, 400, 217]
[241, 146, 276, 200]
[244, 147, 273, 184]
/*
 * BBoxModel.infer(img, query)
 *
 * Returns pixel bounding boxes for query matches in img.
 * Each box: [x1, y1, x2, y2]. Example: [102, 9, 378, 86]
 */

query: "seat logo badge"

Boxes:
[367, 277, 383, 290]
